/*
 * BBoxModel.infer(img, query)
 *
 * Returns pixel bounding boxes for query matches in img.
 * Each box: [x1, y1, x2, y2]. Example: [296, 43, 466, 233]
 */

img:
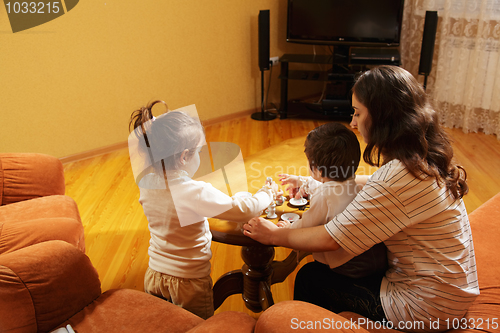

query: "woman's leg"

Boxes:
[294, 261, 386, 321]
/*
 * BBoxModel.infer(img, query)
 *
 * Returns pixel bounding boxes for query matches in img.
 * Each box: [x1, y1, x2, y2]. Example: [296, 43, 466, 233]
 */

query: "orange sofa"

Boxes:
[0, 153, 255, 333]
[0, 153, 84, 254]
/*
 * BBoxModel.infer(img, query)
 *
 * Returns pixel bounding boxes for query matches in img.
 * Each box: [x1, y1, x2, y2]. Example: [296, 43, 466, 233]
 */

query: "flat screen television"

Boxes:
[287, 0, 405, 46]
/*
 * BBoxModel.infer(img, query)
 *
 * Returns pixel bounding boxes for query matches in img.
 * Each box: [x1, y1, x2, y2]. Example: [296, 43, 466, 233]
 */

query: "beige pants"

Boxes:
[144, 267, 214, 319]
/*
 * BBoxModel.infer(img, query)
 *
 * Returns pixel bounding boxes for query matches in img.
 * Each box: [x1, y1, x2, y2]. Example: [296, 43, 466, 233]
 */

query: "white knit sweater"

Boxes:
[139, 173, 273, 279]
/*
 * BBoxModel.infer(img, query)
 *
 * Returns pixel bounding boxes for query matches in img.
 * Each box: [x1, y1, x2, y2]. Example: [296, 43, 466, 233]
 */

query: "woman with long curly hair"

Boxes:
[243, 66, 479, 332]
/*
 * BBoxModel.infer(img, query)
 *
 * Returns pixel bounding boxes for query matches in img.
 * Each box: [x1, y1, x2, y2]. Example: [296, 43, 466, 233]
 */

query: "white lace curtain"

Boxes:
[400, 0, 500, 138]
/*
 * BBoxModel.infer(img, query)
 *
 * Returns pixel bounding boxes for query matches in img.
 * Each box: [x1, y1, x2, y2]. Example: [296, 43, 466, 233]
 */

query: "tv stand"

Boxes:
[278, 47, 400, 119]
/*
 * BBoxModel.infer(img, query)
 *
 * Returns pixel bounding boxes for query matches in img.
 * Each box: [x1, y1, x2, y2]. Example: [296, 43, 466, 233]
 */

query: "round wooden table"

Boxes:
[202, 136, 312, 312]
[209, 199, 311, 312]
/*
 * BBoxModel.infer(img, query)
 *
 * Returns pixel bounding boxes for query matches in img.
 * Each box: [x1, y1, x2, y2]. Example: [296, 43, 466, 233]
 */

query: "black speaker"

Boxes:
[252, 9, 276, 121]
[418, 11, 438, 76]
[258, 10, 270, 71]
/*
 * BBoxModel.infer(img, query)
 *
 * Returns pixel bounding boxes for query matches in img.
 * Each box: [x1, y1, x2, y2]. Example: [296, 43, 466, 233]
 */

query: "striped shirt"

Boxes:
[325, 160, 479, 332]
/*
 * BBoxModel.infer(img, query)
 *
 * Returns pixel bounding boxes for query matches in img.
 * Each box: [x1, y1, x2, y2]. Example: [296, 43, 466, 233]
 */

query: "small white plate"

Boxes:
[289, 198, 307, 206]
[234, 191, 252, 199]
[281, 213, 299, 223]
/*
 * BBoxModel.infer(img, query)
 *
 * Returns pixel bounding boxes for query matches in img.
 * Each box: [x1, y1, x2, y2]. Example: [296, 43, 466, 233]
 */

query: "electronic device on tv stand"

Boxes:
[350, 47, 401, 65]
[281, 0, 404, 119]
[286, 0, 404, 48]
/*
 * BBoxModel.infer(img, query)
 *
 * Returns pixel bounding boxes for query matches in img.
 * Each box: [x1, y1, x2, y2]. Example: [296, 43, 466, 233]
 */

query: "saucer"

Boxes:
[289, 198, 307, 206]
[281, 213, 299, 223]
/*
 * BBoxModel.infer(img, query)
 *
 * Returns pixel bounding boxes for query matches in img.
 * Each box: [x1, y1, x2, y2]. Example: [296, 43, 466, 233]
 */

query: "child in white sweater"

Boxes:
[128, 101, 277, 319]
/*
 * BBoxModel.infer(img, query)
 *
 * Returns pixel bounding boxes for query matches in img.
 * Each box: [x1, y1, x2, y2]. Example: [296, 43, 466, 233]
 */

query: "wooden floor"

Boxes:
[62, 115, 500, 319]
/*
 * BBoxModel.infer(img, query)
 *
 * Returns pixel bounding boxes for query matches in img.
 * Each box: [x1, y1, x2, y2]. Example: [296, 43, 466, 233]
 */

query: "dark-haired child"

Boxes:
[278, 122, 386, 275]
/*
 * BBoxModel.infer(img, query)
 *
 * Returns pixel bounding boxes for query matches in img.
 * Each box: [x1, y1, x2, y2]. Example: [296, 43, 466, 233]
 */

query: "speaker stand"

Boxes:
[251, 70, 276, 121]
[423, 74, 429, 91]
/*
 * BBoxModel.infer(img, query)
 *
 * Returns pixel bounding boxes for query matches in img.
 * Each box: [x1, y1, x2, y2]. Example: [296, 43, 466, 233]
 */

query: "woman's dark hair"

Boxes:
[304, 122, 361, 182]
[352, 65, 468, 199]
[129, 100, 204, 172]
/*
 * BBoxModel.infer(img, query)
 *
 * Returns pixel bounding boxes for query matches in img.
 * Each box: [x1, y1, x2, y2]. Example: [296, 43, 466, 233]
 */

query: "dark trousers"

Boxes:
[294, 261, 386, 321]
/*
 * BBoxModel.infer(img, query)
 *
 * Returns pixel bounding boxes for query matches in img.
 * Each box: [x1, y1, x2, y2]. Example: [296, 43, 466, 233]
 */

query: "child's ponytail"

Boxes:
[128, 100, 204, 176]
[129, 100, 168, 133]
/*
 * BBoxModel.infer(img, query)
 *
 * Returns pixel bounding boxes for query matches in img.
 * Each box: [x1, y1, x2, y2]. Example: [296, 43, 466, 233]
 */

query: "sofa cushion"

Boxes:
[0, 217, 85, 255]
[62, 289, 205, 333]
[0, 265, 37, 332]
[0, 195, 81, 224]
[0, 153, 65, 206]
[454, 192, 500, 332]
[468, 192, 500, 286]
[0, 240, 101, 333]
[186, 311, 256, 333]
[255, 300, 368, 333]
[0, 195, 84, 254]
[0, 156, 3, 205]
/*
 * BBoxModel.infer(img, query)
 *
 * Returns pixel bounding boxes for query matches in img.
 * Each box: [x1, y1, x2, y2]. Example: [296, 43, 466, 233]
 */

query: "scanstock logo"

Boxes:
[3, 0, 79, 33]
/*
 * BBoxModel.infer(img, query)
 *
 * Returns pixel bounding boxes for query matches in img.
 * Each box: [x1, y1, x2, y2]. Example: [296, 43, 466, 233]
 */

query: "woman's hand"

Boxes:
[244, 217, 341, 252]
[243, 217, 278, 245]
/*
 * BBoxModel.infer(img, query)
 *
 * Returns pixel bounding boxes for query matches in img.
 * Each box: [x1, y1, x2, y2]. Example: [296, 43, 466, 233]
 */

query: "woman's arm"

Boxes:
[243, 217, 340, 252]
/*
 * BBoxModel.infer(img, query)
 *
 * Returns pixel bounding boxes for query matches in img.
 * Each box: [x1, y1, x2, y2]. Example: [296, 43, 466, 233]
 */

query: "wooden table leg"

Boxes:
[213, 270, 244, 310]
[258, 280, 274, 311]
[271, 250, 311, 284]
[212, 245, 311, 312]
[241, 245, 275, 312]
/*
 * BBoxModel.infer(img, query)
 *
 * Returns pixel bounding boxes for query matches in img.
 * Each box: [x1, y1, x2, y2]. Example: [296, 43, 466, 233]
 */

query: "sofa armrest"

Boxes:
[186, 311, 256, 333]
[0, 195, 85, 255]
[62, 289, 206, 333]
[468, 191, 500, 286]
[0, 240, 101, 333]
[338, 312, 402, 333]
[255, 300, 370, 333]
[0, 153, 65, 206]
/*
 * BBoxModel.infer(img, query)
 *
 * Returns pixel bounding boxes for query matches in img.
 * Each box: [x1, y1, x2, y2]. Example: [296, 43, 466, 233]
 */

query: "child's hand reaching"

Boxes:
[278, 174, 303, 199]
[294, 186, 308, 200]
[264, 179, 280, 196]
[278, 174, 300, 187]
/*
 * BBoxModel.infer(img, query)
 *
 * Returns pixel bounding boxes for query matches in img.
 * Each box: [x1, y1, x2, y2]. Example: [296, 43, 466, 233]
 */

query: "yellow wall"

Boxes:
[0, 1, 324, 158]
